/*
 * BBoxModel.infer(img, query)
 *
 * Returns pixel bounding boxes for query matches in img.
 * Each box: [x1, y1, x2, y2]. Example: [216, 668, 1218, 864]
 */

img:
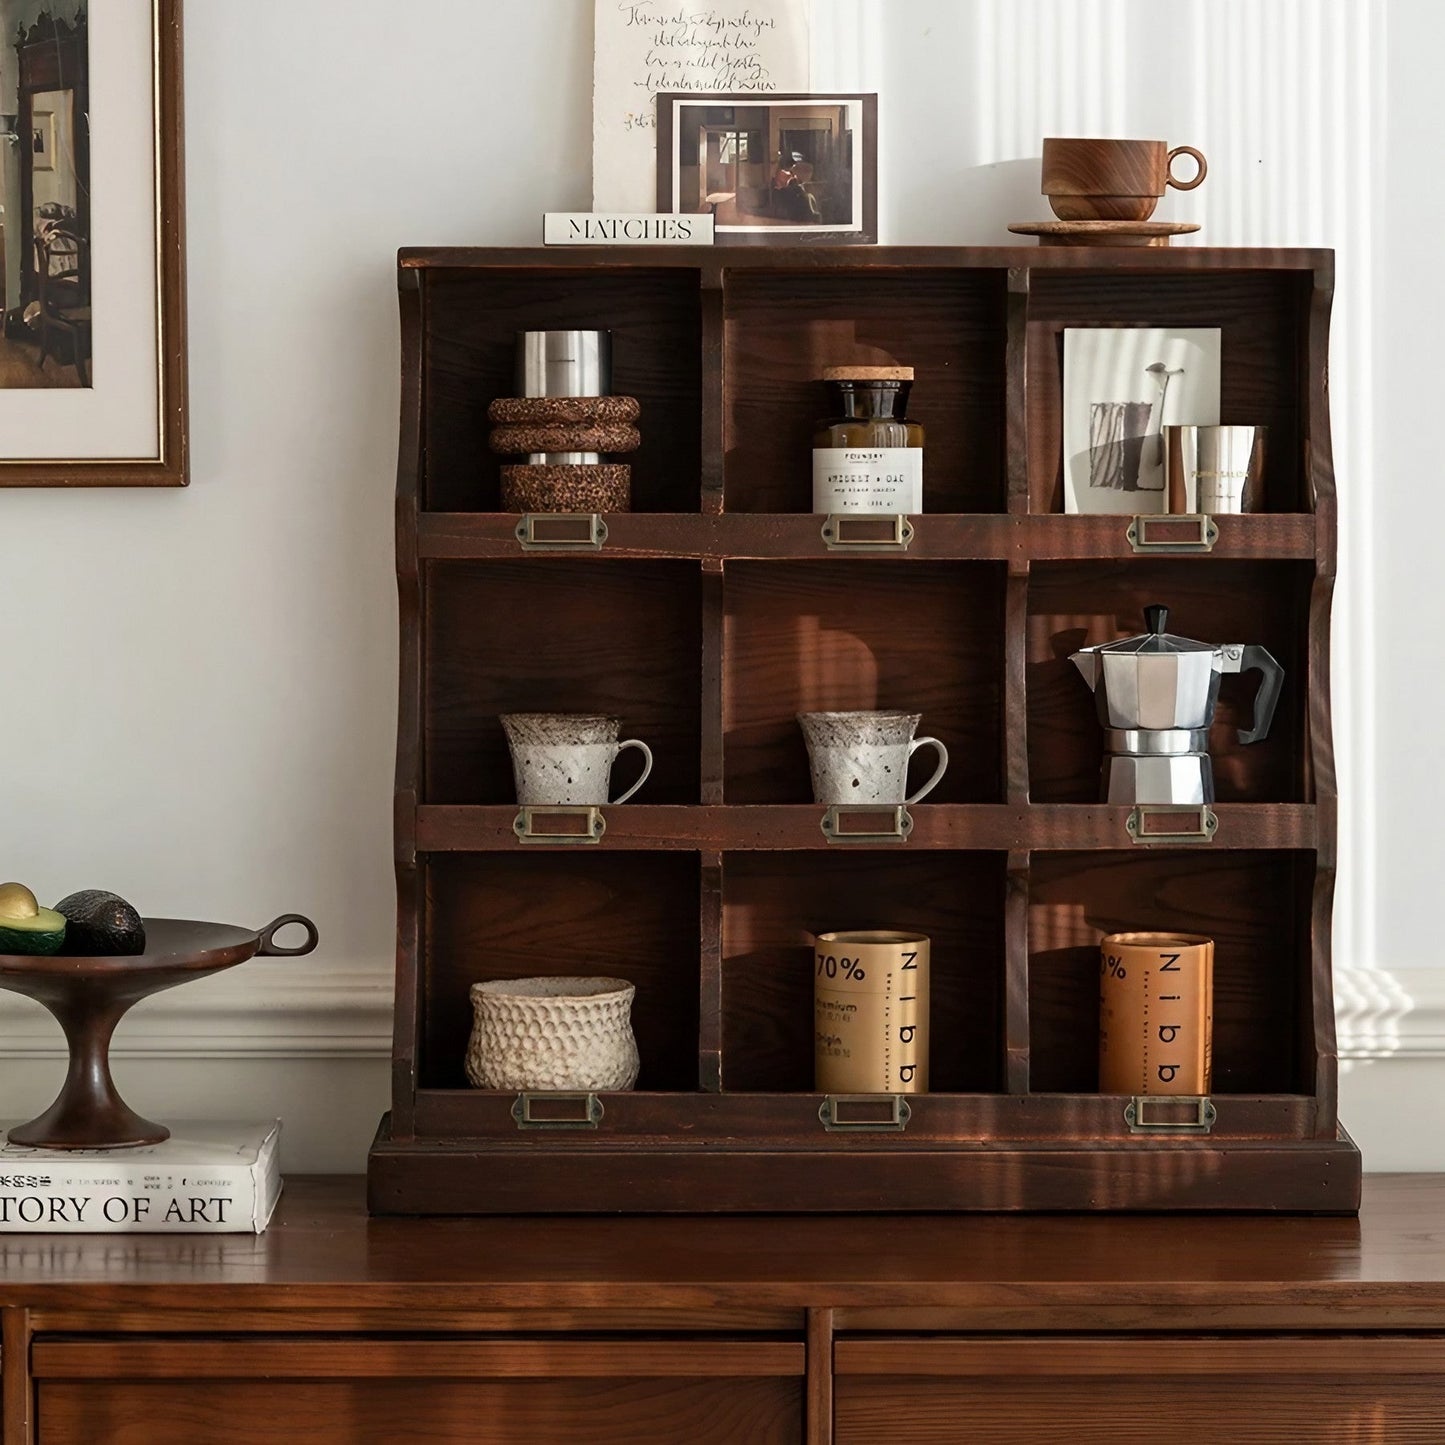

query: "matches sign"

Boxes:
[544, 212, 714, 245]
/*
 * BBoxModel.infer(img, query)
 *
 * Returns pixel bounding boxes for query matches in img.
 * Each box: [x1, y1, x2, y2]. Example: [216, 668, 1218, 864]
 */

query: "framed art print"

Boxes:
[31, 107, 56, 171]
[0, 0, 188, 487]
[1062, 327, 1221, 514]
[656, 92, 877, 245]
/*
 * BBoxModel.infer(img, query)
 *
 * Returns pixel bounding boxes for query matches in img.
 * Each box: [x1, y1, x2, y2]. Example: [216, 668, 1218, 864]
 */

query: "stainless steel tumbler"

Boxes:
[515, 331, 614, 465]
[1165, 424, 1266, 514]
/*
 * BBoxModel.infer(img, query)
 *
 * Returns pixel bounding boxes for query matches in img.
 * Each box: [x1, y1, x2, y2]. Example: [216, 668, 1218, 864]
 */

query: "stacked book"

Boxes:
[0, 1120, 281, 1233]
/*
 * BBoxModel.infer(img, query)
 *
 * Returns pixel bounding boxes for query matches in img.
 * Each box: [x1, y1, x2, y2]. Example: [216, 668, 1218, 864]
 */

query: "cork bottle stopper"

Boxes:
[822, 365, 915, 381]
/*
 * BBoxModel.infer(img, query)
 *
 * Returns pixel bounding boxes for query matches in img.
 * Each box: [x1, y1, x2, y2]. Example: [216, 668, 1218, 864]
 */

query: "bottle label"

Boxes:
[812, 448, 922, 514]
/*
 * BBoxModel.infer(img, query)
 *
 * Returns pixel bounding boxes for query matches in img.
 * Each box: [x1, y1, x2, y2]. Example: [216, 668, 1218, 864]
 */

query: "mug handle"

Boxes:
[1166, 145, 1207, 190]
[610, 739, 653, 804]
[904, 737, 949, 804]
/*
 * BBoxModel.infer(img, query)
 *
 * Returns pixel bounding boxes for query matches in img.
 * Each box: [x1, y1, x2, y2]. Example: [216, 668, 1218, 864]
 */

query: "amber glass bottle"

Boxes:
[812, 366, 924, 514]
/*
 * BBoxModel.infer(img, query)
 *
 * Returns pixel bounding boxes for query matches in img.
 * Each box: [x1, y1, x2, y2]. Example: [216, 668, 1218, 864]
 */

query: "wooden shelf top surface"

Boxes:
[402, 244, 1334, 274]
[2, 1175, 1444, 1316]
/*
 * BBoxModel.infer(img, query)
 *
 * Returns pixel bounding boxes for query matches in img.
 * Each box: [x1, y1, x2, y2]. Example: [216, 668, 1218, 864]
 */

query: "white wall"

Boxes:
[1, 0, 1436, 1174]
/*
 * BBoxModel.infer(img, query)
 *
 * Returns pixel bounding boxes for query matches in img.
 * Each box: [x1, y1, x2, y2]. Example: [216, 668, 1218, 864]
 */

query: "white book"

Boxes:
[543, 212, 714, 245]
[0, 1120, 282, 1234]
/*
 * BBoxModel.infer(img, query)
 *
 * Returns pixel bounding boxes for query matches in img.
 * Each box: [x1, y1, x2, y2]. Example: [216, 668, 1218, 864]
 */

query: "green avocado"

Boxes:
[0, 882, 66, 956]
[55, 890, 146, 956]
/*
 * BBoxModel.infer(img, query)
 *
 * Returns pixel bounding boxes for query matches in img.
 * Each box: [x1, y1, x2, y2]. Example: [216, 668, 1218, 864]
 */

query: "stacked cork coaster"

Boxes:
[488, 395, 641, 512]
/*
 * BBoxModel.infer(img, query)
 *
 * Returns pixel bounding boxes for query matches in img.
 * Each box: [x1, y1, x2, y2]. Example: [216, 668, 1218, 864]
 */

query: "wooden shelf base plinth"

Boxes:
[367, 1116, 1362, 1216]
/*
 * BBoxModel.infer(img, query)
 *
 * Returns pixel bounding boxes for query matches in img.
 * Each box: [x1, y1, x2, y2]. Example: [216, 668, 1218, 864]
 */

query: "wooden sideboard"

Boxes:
[6, 1175, 1445, 1443]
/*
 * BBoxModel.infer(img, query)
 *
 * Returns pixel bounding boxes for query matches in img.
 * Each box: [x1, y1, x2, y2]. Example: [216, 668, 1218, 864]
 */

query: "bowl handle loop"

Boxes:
[257, 914, 319, 957]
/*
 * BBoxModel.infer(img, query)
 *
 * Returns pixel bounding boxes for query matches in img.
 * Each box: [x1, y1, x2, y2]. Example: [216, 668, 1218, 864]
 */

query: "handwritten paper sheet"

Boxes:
[593, 0, 811, 211]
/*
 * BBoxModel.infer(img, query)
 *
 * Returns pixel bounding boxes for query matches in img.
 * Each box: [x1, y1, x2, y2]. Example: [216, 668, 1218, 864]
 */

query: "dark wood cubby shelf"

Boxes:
[370, 245, 1360, 1215]
[411, 804, 1322, 852]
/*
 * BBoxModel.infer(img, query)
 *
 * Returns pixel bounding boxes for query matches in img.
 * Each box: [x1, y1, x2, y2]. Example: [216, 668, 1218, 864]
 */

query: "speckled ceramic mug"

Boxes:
[501, 714, 653, 805]
[798, 711, 949, 806]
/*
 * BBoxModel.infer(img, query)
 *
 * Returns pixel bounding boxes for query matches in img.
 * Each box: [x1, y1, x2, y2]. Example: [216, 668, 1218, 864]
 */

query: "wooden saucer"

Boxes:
[1009, 220, 1200, 248]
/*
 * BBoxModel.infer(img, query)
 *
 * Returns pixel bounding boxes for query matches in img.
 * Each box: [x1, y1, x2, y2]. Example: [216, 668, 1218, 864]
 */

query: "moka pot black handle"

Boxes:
[1236, 645, 1284, 745]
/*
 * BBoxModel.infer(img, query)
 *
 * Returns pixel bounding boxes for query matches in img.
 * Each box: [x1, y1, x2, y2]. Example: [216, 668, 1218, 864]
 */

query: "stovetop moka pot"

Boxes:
[1069, 604, 1284, 804]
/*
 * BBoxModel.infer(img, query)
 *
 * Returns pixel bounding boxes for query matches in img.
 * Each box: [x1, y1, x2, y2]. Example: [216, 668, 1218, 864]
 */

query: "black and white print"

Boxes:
[1063, 327, 1221, 514]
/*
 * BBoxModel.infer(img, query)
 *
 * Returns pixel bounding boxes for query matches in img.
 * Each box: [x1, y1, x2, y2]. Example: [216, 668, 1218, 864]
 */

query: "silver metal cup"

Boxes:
[515, 330, 613, 466]
[1164, 424, 1266, 514]
[516, 330, 612, 399]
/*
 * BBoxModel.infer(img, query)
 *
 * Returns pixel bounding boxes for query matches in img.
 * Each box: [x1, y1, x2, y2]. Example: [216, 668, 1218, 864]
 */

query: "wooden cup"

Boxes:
[1042, 138, 1207, 221]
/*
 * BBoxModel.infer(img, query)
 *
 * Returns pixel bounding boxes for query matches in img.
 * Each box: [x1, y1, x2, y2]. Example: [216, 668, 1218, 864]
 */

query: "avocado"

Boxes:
[55, 890, 146, 956]
[0, 881, 66, 956]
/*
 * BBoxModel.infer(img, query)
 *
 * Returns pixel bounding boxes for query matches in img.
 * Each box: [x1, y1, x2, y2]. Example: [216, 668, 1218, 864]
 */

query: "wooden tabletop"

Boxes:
[3, 1175, 1445, 1326]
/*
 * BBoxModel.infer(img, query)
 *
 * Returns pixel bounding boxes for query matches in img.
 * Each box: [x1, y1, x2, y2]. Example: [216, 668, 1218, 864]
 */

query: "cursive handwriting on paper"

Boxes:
[621, 2, 785, 124]
[594, 0, 810, 210]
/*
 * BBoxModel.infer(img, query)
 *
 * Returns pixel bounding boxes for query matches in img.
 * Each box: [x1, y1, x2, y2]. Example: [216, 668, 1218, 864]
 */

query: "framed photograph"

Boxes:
[31, 109, 55, 171]
[0, 0, 188, 487]
[1063, 327, 1221, 514]
[656, 92, 877, 245]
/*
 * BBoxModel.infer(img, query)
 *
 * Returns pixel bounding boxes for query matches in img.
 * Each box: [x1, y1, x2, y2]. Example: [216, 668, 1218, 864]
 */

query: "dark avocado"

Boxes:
[55, 890, 146, 956]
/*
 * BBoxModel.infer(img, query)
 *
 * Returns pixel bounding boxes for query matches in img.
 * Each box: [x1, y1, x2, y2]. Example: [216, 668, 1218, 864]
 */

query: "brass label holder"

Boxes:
[514, 806, 606, 844]
[821, 513, 915, 551]
[512, 1092, 605, 1129]
[1124, 1096, 1217, 1134]
[819, 1094, 912, 1132]
[1127, 514, 1219, 553]
[820, 805, 914, 844]
[1126, 804, 1218, 845]
[515, 513, 608, 550]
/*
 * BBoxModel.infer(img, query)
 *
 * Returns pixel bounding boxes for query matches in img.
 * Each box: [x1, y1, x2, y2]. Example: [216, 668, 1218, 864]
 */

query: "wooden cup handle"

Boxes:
[257, 914, 320, 957]
[1166, 145, 1207, 190]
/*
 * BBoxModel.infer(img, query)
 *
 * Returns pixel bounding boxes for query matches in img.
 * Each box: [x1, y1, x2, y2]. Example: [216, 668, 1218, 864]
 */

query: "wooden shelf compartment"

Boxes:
[420, 851, 702, 1092]
[420, 265, 702, 513]
[718, 851, 1005, 1094]
[1027, 849, 1324, 1107]
[423, 558, 702, 806]
[1026, 558, 1315, 804]
[723, 267, 1007, 513]
[723, 560, 1005, 805]
[1022, 266, 1323, 515]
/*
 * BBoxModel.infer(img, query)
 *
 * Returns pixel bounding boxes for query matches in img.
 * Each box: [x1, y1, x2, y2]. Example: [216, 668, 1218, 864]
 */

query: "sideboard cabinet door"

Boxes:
[835, 1335, 1445, 1444]
[33, 1337, 805, 1445]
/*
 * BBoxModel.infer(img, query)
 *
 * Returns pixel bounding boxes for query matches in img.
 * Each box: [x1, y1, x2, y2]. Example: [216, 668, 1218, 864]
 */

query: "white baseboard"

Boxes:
[0, 960, 394, 1060]
[3, 961, 1443, 1063]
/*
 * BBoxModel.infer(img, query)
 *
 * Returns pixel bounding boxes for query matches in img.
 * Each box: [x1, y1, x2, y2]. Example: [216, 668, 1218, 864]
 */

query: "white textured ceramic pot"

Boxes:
[465, 976, 640, 1092]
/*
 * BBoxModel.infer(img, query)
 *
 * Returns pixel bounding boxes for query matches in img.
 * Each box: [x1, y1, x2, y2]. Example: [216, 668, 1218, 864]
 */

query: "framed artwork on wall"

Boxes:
[655, 92, 877, 245]
[31, 108, 54, 170]
[0, 0, 188, 487]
